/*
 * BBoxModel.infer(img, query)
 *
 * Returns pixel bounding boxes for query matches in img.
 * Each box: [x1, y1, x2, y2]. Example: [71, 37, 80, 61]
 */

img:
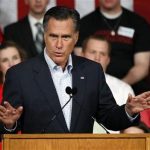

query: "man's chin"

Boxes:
[54, 58, 66, 67]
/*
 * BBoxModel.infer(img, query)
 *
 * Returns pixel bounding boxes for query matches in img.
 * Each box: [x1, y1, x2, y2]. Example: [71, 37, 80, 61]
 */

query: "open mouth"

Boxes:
[54, 52, 64, 57]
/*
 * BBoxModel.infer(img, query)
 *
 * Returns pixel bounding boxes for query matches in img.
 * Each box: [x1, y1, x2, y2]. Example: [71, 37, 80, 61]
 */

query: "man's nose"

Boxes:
[95, 54, 101, 62]
[56, 38, 63, 49]
[9, 60, 15, 67]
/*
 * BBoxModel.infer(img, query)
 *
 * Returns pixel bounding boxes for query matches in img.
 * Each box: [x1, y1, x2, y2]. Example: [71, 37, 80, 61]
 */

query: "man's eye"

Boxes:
[49, 35, 57, 39]
[63, 36, 71, 41]
[1, 58, 8, 63]
[90, 51, 96, 54]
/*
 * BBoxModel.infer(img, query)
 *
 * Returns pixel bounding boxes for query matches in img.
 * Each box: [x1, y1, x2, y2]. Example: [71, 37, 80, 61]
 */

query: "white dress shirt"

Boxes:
[93, 73, 135, 134]
[44, 50, 73, 130]
[105, 74, 135, 105]
[28, 14, 43, 41]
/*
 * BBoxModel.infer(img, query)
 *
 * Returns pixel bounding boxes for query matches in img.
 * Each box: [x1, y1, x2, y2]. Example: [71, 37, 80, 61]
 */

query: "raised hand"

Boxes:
[0, 101, 23, 129]
[125, 91, 150, 116]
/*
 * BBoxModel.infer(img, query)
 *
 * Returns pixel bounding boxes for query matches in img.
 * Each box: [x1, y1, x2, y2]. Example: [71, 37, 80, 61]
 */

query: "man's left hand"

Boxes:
[125, 91, 150, 116]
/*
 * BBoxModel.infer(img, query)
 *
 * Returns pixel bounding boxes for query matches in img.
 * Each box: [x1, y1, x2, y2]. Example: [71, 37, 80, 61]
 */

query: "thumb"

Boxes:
[17, 106, 23, 114]
[127, 93, 133, 103]
[12, 106, 23, 115]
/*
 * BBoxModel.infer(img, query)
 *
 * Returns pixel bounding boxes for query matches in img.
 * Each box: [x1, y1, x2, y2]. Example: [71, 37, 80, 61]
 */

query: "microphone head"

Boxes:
[65, 87, 77, 95]
[65, 87, 72, 95]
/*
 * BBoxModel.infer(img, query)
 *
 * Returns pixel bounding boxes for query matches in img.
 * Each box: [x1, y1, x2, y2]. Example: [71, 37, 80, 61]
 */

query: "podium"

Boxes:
[2, 134, 150, 150]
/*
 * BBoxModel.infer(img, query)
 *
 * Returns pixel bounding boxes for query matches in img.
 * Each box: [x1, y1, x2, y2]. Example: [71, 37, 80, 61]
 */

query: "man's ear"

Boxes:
[74, 31, 79, 44]
[106, 57, 110, 67]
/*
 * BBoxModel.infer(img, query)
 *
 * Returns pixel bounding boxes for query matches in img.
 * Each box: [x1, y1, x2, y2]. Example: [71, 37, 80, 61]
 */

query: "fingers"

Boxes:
[0, 105, 7, 113]
[0, 102, 23, 120]
[3, 101, 14, 110]
[16, 106, 23, 116]
[136, 91, 150, 99]
[147, 101, 150, 105]
[127, 93, 133, 103]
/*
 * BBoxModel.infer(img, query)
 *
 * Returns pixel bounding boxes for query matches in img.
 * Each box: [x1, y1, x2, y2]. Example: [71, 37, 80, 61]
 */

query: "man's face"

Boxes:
[25, 0, 49, 15]
[100, 0, 120, 10]
[44, 18, 79, 68]
[83, 39, 110, 71]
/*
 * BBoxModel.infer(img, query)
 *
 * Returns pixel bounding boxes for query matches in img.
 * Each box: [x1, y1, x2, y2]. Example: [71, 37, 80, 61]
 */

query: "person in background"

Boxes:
[0, 41, 26, 103]
[121, 121, 150, 133]
[0, 41, 26, 150]
[82, 35, 134, 133]
[140, 109, 150, 128]
[75, 0, 150, 95]
[4, 0, 49, 58]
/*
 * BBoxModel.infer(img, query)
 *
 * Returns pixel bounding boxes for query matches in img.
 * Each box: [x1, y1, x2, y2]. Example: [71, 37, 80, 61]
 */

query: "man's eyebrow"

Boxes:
[62, 34, 71, 38]
[49, 33, 58, 37]
[49, 33, 72, 38]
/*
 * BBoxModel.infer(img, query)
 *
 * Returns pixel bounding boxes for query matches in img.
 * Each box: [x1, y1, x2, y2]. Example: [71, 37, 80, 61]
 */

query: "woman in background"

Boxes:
[0, 41, 26, 102]
[0, 41, 26, 150]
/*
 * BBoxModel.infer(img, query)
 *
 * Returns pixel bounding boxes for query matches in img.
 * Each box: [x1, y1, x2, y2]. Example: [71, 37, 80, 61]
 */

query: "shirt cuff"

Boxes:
[4, 122, 17, 132]
[125, 110, 139, 122]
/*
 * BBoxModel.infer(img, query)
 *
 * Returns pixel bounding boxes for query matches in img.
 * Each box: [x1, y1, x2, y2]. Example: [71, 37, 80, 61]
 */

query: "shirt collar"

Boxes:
[44, 49, 73, 74]
[28, 14, 43, 27]
[100, 9, 123, 19]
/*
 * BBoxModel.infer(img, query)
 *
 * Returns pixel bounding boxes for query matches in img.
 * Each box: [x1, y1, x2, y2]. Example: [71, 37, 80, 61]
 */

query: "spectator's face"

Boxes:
[100, 0, 120, 10]
[25, 0, 49, 15]
[83, 39, 110, 71]
[0, 47, 21, 76]
[122, 126, 145, 134]
[44, 18, 79, 69]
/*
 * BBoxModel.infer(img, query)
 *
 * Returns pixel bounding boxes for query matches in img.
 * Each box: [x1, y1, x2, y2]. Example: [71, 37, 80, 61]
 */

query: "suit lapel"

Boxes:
[70, 56, 86, 132]
[22, 17, 38, 56]
[33, 54, 69, 132]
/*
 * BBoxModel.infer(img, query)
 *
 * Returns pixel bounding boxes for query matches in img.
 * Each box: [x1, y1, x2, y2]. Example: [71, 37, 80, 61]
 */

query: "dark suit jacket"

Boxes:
[0, 54, 139, 133]
[4, 16, 41, 58]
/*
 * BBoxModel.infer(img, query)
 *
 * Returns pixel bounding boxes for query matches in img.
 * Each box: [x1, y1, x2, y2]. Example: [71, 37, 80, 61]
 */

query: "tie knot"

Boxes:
[35, 22, 43, 30]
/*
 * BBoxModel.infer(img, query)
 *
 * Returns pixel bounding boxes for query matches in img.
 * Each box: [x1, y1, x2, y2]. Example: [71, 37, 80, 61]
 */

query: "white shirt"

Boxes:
[28, 14, 43, 41]
[44, 50, 73, 130]
[105, 74, 135, 105]
[93, 74, 135, 134]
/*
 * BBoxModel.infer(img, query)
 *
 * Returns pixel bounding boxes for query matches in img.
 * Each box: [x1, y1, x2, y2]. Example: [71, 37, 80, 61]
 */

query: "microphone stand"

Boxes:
[42, 93, 73, 133]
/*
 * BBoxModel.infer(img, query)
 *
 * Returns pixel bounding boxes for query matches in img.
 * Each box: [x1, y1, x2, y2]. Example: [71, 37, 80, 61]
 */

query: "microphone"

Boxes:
[42, 86, 77, 133]
[65, 86, 77, 97]
[68, 88, 110, 134]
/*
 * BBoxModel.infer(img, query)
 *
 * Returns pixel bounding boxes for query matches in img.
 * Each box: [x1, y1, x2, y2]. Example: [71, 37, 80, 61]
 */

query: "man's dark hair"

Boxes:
[82, 35, 111, 56]
[43, 6, 80, 32]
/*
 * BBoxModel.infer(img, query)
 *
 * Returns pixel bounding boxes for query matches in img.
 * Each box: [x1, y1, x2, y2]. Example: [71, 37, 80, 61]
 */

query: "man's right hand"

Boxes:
[0, 101, 23, 129]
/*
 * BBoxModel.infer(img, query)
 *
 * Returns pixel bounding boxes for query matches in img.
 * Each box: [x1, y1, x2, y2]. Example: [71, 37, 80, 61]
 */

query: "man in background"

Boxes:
[4, 0, 49, 58]
[82, 35, 135, 133]
[75, 0, 150, 94]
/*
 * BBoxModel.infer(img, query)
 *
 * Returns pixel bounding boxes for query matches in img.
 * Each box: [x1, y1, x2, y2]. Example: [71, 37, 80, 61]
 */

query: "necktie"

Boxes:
[35, 23, 43, 53]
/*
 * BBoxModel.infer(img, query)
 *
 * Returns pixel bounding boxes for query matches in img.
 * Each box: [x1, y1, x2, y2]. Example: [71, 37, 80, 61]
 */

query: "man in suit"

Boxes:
[0, 6, 150, 134]
[4, 0, 49, 58]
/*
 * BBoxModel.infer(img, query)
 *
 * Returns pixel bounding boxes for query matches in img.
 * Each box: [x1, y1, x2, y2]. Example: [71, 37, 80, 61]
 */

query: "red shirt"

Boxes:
[141, 110, 150, 128]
